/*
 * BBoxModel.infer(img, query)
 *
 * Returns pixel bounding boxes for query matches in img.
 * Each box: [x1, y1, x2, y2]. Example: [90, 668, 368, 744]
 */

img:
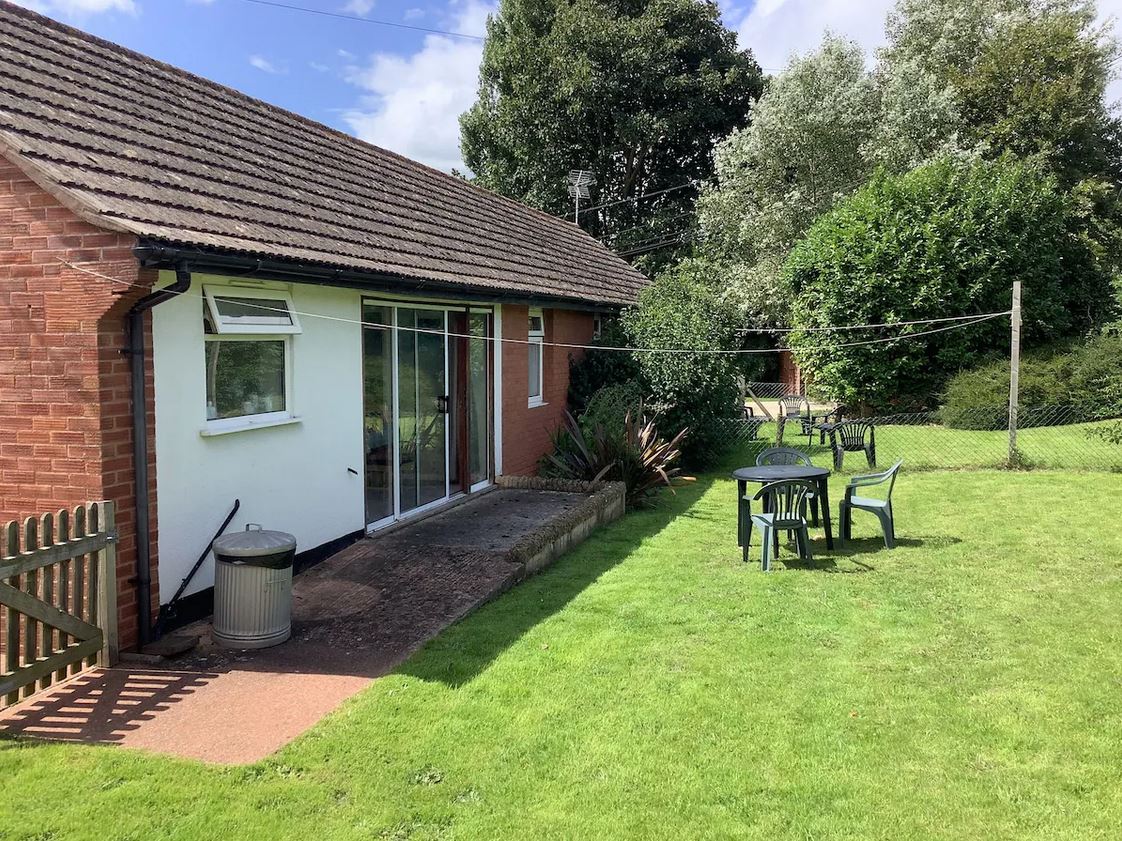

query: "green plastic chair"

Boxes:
[829, 420, 877, 470]
[839, 460, 903, 549]
[745, 479, 816, 571]
[755, 447, 820, 526]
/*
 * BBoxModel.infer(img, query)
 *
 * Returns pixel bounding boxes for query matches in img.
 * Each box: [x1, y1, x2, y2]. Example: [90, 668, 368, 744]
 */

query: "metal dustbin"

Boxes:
[211, 524, 296, 649]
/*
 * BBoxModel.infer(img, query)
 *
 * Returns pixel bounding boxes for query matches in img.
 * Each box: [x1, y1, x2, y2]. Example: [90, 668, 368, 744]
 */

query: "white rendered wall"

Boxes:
[152, 271, 365, 603]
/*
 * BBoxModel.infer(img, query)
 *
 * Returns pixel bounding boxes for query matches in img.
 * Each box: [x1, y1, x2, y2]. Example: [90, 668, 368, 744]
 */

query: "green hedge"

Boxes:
[942, 334, 1122, 429]
[786, 154, 1115, 408]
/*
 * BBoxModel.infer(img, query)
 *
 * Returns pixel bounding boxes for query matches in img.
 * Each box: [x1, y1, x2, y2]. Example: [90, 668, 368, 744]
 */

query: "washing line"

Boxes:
[60, 259, 1011, 355]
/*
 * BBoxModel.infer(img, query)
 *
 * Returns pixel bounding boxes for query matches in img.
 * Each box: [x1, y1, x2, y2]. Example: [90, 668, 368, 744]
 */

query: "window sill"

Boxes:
[200, 416, 302, 437]
[527, 398, 547, 409]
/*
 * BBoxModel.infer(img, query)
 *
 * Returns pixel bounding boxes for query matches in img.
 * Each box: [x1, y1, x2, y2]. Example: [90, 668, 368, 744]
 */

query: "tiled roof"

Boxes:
[0, 2, 649, 306]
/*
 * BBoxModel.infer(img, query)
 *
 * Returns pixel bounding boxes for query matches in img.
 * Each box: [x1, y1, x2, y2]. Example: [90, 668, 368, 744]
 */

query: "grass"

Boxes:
[4, 459, 1122, 839]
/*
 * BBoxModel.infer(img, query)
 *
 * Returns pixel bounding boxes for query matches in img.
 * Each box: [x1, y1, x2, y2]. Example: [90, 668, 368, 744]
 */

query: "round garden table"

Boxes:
[731, 464, 834, 551]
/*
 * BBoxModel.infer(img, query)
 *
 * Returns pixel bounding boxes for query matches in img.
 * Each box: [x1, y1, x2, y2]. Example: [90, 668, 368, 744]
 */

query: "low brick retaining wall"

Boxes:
[495, 476, 627, 576]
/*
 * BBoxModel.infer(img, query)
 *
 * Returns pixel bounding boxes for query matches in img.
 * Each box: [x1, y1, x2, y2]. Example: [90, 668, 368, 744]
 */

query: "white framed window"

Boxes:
[528, 307, 545, 407]
[203, 288, 300, 431]
[204, 286, 301, 334]
[593, 314, 604, 339]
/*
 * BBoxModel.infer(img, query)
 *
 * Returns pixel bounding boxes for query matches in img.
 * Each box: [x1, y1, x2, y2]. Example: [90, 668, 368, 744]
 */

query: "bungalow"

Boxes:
[0, 3, 648, 650]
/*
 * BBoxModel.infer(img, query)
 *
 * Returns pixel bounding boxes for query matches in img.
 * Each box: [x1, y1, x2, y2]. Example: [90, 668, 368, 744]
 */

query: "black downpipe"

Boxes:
[126, 260, 191, 647]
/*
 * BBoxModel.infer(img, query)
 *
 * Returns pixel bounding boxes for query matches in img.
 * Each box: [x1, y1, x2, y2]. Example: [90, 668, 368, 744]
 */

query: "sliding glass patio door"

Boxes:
[362, 302, 493, 529]
[397, 308, 448, 515]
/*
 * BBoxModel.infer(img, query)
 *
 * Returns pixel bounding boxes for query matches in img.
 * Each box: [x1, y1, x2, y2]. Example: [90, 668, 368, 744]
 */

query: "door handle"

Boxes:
[436, 395, 450, 414]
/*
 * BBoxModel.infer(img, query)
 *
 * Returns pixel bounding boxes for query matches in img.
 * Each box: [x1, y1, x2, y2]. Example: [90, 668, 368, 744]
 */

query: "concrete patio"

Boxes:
[0, 481, 624, 763]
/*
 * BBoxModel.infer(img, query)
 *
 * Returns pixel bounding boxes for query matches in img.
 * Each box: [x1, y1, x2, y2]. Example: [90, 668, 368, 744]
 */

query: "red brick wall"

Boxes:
[500, 305, 594, 476]
[778, 350, 803, 394]
[0, 154, 157, 650]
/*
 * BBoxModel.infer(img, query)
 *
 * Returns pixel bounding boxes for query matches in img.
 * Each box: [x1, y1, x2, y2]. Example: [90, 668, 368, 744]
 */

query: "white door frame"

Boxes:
[363, 299, 497, 532]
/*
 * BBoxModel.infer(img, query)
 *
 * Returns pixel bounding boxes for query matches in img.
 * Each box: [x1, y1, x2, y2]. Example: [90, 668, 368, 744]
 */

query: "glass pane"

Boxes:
[415, 310, 447, 508]
[363, 304, 394, 524]
[448, 312, 465, 496]
[213, 295, 293, 325]
[205, 340, 285, 420]
[397, 309, 420, 513]
[398, 308, 447, 513]
[469, 313, 491, 485]
[528, 340, 542, 399]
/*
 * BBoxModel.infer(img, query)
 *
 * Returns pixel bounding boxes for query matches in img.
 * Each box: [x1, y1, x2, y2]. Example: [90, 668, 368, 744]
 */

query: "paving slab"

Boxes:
[0, 489, 590, 764]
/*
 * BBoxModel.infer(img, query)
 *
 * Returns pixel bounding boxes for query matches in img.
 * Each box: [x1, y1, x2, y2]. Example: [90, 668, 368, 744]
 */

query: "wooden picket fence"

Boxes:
[0, 501, 119, 708]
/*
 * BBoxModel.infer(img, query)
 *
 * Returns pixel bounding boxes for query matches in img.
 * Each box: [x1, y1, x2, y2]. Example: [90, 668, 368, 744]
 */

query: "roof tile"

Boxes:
[0, 2, 648, 306]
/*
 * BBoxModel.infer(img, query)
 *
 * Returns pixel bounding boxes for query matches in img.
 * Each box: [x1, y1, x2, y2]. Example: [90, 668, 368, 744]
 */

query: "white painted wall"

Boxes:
[152, 272, 365, 603]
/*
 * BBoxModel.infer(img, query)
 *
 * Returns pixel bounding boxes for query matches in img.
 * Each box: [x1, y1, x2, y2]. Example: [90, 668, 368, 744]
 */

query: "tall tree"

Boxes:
[881, 0, 1121, 187]
[697, 36, 881, 325]
[460, 0, 762, 263]
[699, 35, 880, 264]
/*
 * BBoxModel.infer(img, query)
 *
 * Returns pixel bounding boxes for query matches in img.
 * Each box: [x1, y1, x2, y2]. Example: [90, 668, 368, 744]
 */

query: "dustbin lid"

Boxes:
[213, 524, 296, 558]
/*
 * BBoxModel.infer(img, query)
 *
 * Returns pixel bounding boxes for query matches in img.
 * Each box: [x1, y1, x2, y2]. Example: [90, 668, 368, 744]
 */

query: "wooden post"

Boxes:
[95, 501, 118, 666]
[1008, 281, 1022, 466]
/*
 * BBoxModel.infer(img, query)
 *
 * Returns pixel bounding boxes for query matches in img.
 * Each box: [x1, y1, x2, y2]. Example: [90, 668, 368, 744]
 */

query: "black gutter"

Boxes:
[126, 260, 192, 648]
[133, 242, 625, 314]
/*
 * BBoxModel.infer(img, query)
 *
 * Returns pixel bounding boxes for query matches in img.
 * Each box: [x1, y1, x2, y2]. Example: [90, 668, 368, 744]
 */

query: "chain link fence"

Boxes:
[580, 381, 1122, 473]
[714, 402, 1122, 473]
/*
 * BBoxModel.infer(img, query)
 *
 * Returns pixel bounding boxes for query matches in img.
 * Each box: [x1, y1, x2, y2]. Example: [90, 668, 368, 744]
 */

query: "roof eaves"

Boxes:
[134, 239, 631, 311]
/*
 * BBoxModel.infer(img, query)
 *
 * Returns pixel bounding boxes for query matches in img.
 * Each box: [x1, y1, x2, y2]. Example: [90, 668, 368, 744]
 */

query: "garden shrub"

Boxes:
[942, 333, 1122, 429]
[582, 381, 645, 433]
[566, 319, 641, 414]
[540, 409, 689, 507]
[1086, 421, 1122, 446]
[622, 258, 744, 468]
[785, 153, 1115, 408]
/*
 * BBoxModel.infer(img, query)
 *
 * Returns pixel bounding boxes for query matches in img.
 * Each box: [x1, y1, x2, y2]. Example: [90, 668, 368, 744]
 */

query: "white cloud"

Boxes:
[1097, 0, 1122, 107]
[249, 54, 284, 74]
[403, 7, 424, 20]
[342, 0, 374, 16]
[9, 0, 136, 14]
[341, 1, 494, 172]
[734, 0, 894, 71]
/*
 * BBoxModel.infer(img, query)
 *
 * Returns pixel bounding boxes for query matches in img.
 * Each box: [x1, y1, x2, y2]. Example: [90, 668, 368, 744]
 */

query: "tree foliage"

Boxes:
[698, 0, 1122, 332]
[785, 154, 1116, 407]
[881, 0, 1121, 187]
[460, 0, 762, 257]
[699, 35, 879, 264]
[622, 258, 743, 466]
[566, 318, 640, 414]
[942, 333, 1122, 428]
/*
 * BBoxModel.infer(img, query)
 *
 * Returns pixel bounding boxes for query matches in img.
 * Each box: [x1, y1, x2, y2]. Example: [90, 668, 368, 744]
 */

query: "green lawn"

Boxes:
[4, 463, 1122, 840]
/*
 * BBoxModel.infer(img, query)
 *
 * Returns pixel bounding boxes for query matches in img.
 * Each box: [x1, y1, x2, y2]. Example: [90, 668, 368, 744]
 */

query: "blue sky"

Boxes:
[15, 0, 1122, 172]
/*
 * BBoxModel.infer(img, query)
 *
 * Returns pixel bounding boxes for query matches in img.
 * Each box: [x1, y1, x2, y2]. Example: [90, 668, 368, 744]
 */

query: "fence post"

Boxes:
[95, 501, 119, 666]
[1008, 281, 1022, 466]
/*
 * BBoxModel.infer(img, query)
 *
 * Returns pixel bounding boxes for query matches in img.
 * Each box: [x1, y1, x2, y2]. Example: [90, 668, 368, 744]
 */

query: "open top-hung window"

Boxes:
[528, 307, 545, 406]
[203, 287, 301, 427]
[204, 287, 302, 334]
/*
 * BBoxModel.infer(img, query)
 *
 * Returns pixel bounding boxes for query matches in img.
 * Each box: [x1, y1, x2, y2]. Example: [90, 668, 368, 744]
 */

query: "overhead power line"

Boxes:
[615, 235, 687, 259]
[238, 0, 487, 41]
[576, 182, 694, 216]
[61, 259, 1009, 355]
[238, 0, 791, 73]
[236, 0, 792, 74]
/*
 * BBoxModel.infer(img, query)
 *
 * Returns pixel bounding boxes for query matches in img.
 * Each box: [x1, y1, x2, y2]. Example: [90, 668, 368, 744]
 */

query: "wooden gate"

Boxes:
[1, 501, 118, 708]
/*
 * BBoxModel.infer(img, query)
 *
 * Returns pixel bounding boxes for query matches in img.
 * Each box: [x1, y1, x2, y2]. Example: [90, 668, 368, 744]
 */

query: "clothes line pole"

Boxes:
[1008, 281, 1022, 466]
